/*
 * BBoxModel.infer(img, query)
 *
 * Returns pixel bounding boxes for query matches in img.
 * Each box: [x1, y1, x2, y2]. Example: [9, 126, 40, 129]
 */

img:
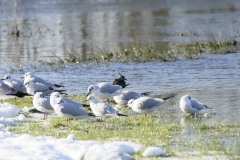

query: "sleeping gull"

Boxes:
[87, 82, 123, 101]
[127, 96, 172, 116]
[50, 92, 89, 109]
[113, 90, 153, 105]
[21, 81, 66, 96]
[1, 75, 27, 93]
[21, 72, 64, 88]
[85, 95, 127, 123]
[53, 97, 95, 124]
[33, 92, 54, 120]
[180, 95, 212, 115]
[112, 71, 129, 88]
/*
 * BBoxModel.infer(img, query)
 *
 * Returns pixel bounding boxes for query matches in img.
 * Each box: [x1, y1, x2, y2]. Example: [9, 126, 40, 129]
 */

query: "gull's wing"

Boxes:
[99, 83, 122, 94]
[0, 82, 15, 95]
[122, 91, 141, 101]
[63, 97, 83, 108]
[34, 82, 52, 92]
[60, 102, 89, 116]
[35, 96, 53, 110]
[139, 98, 164, 110]
[191, 99, 206, 110]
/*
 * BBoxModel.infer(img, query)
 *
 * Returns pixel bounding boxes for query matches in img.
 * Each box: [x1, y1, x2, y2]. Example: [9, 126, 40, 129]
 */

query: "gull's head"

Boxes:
[21, 72, 34, 79]
[56, 97, 64, 104]
[181, 95, 191, 101]
[1, 75, 11, 81]
[85, 95, 98, 103]
[127, 99, 135, 108]
[86, 85, 96, 96]
[51, 92, 61, 99]
[35, 92, 45, 98]
[22, 81, 31, 87]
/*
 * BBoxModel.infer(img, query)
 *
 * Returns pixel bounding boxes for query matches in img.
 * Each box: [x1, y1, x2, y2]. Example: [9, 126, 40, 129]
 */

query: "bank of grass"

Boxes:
[59, 30, 239, 63]
[3, 96, 240, 158]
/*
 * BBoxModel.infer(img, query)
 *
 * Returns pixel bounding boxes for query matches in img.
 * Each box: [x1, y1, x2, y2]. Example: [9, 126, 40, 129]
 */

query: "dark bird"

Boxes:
[113, 71, 129, 88]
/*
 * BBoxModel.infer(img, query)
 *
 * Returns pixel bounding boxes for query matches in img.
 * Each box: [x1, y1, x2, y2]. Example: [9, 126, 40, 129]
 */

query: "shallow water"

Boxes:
[1, 53, 240, 124]
[0, 1, 240, 125]
[0, 0, 240, 62]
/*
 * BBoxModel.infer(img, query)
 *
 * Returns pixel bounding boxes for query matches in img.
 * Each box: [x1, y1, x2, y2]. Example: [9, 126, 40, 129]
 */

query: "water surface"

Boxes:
[0, 1, 240, 124]
[0, 0, 240, 62]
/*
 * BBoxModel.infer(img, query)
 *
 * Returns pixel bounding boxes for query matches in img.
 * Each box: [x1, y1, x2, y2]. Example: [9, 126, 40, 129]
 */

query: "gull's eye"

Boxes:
[89, 87, 93, 92]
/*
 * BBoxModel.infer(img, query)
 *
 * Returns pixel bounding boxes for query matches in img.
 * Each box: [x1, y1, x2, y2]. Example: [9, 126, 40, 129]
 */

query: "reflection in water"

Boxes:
[0, 0, 240, 62]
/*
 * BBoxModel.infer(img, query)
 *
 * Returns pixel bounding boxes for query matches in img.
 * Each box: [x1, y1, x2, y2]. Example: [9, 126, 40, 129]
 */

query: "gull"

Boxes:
[113, 90, 153, 105]
[127, 96, 172, 116]
[112, 71, 129, 88]
[21, 81, 66, 96]
[87, 82, 123, 101]
[53, 97, 95, 124]
[85, 95, 127, 123]
[0, 81, 30, 98]
[50, 92, 89, 109]
[180, 95, 212, 115]
[1, 74, 27, 93]
[33, 92, 54, 120]
[21, 72, 64, 88]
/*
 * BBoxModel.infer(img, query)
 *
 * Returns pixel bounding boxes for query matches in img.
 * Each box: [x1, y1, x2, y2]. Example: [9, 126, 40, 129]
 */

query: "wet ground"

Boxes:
[0, 1, 240, 124]
[0, 0, 240, 61]
[1, 53, 240, 124]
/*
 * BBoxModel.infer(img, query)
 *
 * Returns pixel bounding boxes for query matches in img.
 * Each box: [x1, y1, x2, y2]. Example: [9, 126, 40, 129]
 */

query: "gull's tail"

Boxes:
[7, 91, 32, 98]
[204, 105, 212, 109]
[162, 96, 174, 101]
[88, 113, 96, 117]
[55, 90, 68, 95]
[117, 112, 128, 117]
[54, 84, 65, 88]
[122, 84, 130, 88]
[141, 91, 153, 96]
[82, 104, 90, 108]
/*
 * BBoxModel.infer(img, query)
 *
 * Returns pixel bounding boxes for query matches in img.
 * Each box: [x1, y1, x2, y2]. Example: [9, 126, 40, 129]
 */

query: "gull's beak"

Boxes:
[1, 79, 5, 80]
[20, 84, 25, 87]
[103, 99, 109, 103]
[21, 76, 24, 79]
[86, 92, 90, 97]
[84, 99, 88, 102]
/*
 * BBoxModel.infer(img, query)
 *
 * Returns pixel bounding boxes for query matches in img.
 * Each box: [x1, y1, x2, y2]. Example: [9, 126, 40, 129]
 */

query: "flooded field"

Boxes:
[0, 0, 240, 62]
[0, 0, 240, 159]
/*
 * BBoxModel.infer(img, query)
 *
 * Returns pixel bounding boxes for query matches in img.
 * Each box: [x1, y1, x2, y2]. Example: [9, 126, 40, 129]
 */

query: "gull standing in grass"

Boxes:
[127, 96, 172, 116]
[87, 82, 123, 101]
[33, 92, 54, 120]
[21, 72, 64, 88]
[112, 71, 129, 88]
[21, 81, 66, 96]
[85, 95, 127, 123]
[50, 92, 89, 109]
[113, 90, 153, 105]
[1, 75, 27, 93]
[52, 97, 95, 124]
[180, 95, 212, 115]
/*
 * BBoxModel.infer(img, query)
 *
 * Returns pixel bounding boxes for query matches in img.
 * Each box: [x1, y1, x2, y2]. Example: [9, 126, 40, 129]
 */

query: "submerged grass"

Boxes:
[4, 28, 240, 72]
[58, 28, 240, 64]
[3, 96, 240, 158]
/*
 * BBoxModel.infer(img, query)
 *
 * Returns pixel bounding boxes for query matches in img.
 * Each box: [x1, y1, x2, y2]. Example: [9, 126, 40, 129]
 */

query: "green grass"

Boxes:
[3, 95, 240, 159]
[4, 28, 240, 72]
